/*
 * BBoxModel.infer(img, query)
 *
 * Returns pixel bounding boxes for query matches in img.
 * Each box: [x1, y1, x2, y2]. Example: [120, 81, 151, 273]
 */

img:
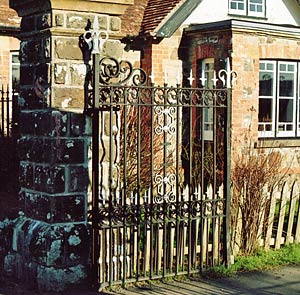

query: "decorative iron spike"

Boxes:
[218, 57, 238, 88]
[83, 15, 108, 54]
[188, 69, 195, 86]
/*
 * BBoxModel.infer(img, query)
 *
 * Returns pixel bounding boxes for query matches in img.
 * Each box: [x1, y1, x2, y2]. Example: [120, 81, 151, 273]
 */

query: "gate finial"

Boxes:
[83, 16, 108, 54]
[218, 57, 238, 88]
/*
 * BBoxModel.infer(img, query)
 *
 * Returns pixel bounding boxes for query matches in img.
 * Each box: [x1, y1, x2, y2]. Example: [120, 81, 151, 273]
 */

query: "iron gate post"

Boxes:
[85, 15, 110, 289]
[224, 88, 232, 267]
[91, 52, 100, 288]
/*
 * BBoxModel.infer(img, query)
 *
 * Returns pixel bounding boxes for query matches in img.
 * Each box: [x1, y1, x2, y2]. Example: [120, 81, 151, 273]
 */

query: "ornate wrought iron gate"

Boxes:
[87, 54, 233, 290]
[0, 86, 19, 192]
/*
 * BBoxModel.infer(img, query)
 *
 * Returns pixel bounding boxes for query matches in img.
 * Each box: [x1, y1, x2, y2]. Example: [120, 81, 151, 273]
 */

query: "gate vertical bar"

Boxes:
[188, 88, 193, 274]
[6, 86, 10, 137]
[150, 83, 155, 279]
[12, 88, 19, 139]
[200, 89, 205, 271]
[108, 92, 113, 286]
[162, 83, 167, 277]
[175, 84, 181, 275]
[1, 86, 4, 138]
[136, 87, 142, 279]
[122, 97, 128, 286]
[224, 88, 232, 267]
[212, 90, 217, 267]
[91, 52, 100, 288]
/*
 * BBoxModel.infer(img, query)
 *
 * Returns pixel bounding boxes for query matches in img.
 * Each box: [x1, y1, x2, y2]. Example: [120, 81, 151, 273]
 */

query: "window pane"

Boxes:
[280, 64, 286, 71]
[259, 71, 273, 96]
[12, 66, 19, 82]
[249, 0, 264, 14]
[238, 3, 245, 9]
[12, 54, 19, 64]
[279, 72, 294, 97]
[279, 99, 293, 122]
[230, 0, 245, 10]
[259, 98, 273, 122]
[10, 52, 20, 92]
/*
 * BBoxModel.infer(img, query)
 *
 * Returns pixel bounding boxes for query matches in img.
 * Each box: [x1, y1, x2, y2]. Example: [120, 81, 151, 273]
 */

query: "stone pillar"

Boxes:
[7, 0, 133, 291]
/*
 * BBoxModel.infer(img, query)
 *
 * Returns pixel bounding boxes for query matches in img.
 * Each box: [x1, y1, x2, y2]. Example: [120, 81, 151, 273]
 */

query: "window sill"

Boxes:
[256, 138, 300, 148]
[228, 13, 267, 21]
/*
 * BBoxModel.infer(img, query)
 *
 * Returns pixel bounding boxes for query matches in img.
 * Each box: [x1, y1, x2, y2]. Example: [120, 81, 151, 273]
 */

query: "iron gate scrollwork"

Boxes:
[88, 55, 233, 290]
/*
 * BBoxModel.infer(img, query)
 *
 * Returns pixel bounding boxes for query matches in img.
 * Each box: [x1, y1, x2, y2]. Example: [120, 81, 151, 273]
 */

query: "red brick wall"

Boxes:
[141, 29, 184, 85]
[231, 33, 260, 141]
[135, 24, 300, 175]
[182, 26, 300, 175]
[184, 29, 232, 87]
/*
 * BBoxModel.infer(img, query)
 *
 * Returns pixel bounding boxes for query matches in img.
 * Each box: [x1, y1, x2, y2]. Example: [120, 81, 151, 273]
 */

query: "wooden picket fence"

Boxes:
[232, 178, 300, 255]
[96, 183, 228, 287]
[260, 179, 300, 249]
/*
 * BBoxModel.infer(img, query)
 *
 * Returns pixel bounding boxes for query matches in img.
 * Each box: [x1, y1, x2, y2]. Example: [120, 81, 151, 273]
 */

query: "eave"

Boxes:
[0, 25, 20, 38]
[153, 0, 203, 37]
[185, 19, 300, 39]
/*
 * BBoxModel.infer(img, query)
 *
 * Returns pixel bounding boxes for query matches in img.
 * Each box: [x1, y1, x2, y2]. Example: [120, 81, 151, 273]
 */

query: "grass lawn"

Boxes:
[206, 243, 300, 277]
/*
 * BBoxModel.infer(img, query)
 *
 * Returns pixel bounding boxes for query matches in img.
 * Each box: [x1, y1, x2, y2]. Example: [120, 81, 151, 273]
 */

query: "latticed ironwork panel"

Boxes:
[88, 56, 231, 289]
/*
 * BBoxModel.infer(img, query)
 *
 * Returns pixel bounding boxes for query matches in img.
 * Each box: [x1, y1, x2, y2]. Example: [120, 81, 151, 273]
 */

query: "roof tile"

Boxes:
[141, 0, 182, 35]
[121, 0, 183, 37]
[121, 0, 150, 36]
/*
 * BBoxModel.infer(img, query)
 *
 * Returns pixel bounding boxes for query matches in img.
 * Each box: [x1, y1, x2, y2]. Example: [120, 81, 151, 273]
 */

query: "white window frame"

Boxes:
[298, 63, 300, 135]
[259, 60, 298, 138]
[9, 51, 20, 96]
[248, 0, 264, 17]
[276, 61, 296, 137]
[229, 0, 265, 17]
[201, 58, 214, 141]
[229, 0, 246, 15]
[258, 61, 276, 138]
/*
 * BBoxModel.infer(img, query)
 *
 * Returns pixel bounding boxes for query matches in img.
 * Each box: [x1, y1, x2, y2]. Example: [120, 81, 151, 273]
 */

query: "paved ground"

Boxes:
[0, 265, 300, 295]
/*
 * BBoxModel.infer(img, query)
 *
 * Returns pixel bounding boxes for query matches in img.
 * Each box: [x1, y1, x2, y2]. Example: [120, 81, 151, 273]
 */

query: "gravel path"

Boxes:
[1, 265, 300, 295]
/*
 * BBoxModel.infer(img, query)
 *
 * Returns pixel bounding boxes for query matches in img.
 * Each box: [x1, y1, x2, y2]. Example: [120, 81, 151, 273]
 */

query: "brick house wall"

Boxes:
[139, 20, 300, 177]
[0, 0, 20, 86]
[0, 37, 19, 86]
[183, 22, 300, 175]
[140, 28, 184, 85]
[231, 29, 300, 174]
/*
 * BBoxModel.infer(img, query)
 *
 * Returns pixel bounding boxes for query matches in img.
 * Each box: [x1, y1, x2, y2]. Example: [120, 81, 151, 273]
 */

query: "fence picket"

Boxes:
[206, 185, 213, 264]
[275, 182, 288, 249]
[286, 181, 297, 244]
[257, 185, 268, 247]
[145, 189, 151, 273]
[264, 186, 278, 249]
[192, 184, 201, 266]
[213, 185, 224, 264]
[295, 181, 300, 243]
